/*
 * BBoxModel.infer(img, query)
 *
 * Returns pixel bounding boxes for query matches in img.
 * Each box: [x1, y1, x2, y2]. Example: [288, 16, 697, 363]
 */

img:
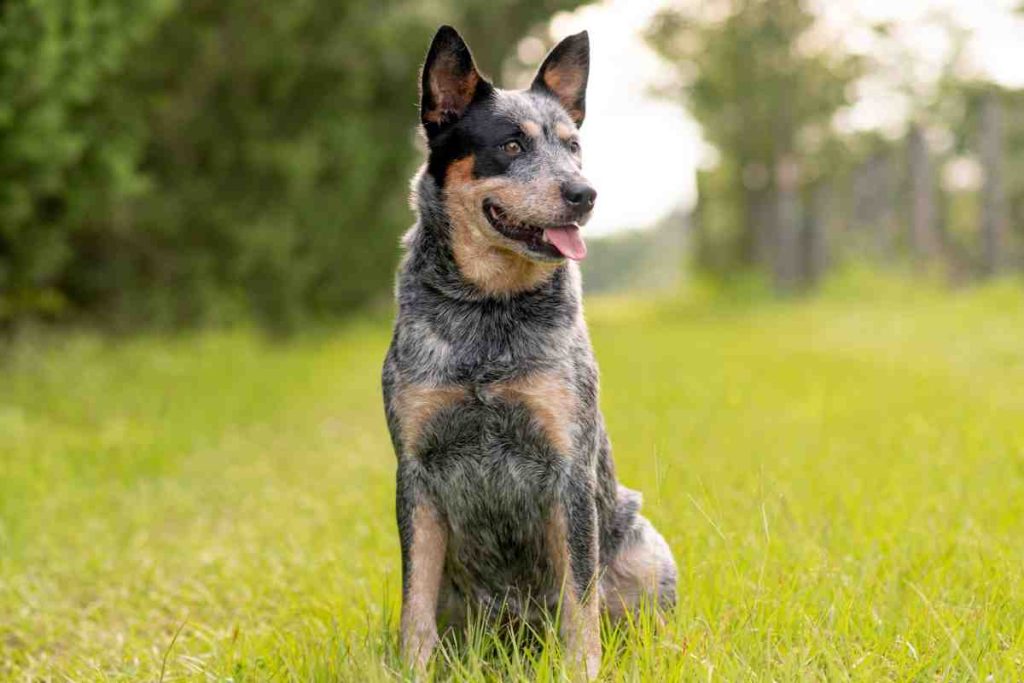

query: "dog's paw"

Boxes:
[401, 627, 438, 678]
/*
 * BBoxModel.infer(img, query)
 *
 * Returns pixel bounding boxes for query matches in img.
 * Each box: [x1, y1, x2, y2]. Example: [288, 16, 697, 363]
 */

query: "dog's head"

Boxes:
[419, 26, 595, 289]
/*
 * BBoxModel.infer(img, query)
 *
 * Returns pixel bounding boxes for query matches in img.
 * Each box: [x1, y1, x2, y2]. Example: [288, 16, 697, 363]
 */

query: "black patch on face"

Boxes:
[427, 96, 524, 186]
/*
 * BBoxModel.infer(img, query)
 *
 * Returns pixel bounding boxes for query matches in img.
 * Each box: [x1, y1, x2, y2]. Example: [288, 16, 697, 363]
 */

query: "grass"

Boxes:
[2, 274, 1024, 680]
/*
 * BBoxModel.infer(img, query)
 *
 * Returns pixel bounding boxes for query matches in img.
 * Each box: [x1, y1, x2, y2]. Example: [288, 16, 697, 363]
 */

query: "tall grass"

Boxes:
[2, 277, 1023, 680]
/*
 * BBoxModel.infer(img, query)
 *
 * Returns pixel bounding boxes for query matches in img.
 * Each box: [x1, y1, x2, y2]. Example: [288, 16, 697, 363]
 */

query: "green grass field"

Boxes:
[3, 275, 1024, 681]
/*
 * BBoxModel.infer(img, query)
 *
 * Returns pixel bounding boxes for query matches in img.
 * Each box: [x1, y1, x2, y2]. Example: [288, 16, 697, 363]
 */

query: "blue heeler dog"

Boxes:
[382, 25, 677, 678]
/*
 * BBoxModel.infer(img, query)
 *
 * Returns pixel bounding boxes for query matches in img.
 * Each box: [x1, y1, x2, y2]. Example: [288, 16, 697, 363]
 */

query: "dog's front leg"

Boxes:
[397, 465, 446, 674]
[549, 487, 601, 680]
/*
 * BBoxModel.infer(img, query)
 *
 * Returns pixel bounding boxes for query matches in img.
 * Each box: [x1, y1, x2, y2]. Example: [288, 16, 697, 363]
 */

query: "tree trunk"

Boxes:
[748, 186, 774, 269]
[979, 91, 1009, 276]
[873, 152, 898, 257]
[691, 178, 711, 273]
[804, 181, 831, 285]
[773, 154, 802, 292]
[907, 124, 939, 260]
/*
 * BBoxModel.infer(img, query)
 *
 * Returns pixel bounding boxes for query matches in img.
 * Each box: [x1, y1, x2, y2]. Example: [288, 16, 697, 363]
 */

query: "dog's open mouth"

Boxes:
[483, 199, 587, 261]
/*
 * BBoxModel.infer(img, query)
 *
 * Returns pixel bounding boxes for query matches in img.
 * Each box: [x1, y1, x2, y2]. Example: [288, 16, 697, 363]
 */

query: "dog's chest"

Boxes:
[443, 380, 580, 592]
[393, 309, 583, 462]
[397, 373, 579, 602]
[387, 288, 593, 599]
[406, 370, 580, 472]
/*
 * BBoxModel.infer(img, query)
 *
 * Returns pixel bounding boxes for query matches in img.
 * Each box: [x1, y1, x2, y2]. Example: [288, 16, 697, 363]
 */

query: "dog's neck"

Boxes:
[394, 167, 585, 383]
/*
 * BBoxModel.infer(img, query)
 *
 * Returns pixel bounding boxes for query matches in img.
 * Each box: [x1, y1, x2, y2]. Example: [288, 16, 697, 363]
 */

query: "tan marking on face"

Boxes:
[522, 120, 542, 137]
[451, 232, 559, 295]
[547, 508, 601, 678]
[489, 372, 576, 455]
[396, 383, 468, 450]
[555, 122, 575, 141]
[445, 155, 475, 185]
[443, 164, 564, 295]
[401, 501, 447, 671]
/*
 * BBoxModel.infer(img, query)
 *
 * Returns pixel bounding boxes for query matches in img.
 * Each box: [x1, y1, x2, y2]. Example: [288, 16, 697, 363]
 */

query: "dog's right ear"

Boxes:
[420, 26, 492, 136]
[531, 31, 589, 127]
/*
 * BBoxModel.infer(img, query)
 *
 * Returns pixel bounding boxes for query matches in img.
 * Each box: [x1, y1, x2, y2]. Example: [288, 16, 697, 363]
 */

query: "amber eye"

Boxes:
[501, 140, 522, 156]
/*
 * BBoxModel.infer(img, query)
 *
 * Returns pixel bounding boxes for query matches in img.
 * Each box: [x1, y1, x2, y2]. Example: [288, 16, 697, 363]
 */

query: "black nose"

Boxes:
[561, 182, 597, 211]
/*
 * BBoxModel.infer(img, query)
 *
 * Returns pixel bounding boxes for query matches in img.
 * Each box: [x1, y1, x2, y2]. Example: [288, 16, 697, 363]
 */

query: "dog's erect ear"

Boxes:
[420, 26, 492, 134]
[531, 31, 589, 127]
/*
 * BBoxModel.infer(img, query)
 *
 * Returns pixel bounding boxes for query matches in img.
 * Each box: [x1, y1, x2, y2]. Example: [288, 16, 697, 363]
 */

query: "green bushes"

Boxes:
[0, 0, 585, 330]
[0, 0, 172, 323]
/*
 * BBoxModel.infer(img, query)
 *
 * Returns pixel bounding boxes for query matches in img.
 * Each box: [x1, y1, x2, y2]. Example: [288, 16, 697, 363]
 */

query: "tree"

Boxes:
[0, 0, 175, 324]
[907, 124, 939, 260]
[1, 0, 590, 330]
[646, 0, 860, 288]
[978, 90, 1009, 275]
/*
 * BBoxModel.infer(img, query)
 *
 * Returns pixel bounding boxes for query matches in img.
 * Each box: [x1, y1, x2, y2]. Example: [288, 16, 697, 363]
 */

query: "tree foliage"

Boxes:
[0, 0, 586, 330]
[0, 0, 175, 322]
[646, 0, 860, 275]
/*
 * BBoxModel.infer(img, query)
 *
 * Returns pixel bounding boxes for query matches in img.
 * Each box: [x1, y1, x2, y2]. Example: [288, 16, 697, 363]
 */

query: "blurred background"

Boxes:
[3, 0, 1023, 335]
[5, 3, 1024, 678]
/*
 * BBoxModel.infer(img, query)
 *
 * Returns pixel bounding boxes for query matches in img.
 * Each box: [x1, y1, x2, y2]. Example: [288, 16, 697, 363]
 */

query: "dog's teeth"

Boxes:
[541, 232, 550, 243]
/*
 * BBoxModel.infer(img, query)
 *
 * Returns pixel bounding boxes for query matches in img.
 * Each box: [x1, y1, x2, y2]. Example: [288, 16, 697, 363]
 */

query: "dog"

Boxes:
[382, 25, 677, 678]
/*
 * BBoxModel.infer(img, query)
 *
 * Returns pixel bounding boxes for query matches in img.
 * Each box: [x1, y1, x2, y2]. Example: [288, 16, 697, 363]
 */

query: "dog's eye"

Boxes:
[501, 140, 522, 156]
[568, 140, 581, 155]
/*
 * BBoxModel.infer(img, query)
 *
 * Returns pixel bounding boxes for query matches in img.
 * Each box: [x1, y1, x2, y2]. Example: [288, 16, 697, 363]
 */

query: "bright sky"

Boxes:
[543, 0, 1024, 236]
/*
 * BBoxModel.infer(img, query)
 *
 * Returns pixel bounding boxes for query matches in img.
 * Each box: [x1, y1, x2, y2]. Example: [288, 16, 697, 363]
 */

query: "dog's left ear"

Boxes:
[531, 31, 590, 127]
[421, 25, 492, 135]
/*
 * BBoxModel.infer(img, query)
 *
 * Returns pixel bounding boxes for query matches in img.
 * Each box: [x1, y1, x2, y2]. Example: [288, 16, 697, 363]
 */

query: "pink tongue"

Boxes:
[543, 226, 587, 261]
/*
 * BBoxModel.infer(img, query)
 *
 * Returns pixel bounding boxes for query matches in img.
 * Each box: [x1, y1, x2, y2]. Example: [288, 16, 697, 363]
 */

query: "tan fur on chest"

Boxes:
[395, 373, 578, 458]
[395, 383, 468, 452]
[487, 372, 577, 456]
